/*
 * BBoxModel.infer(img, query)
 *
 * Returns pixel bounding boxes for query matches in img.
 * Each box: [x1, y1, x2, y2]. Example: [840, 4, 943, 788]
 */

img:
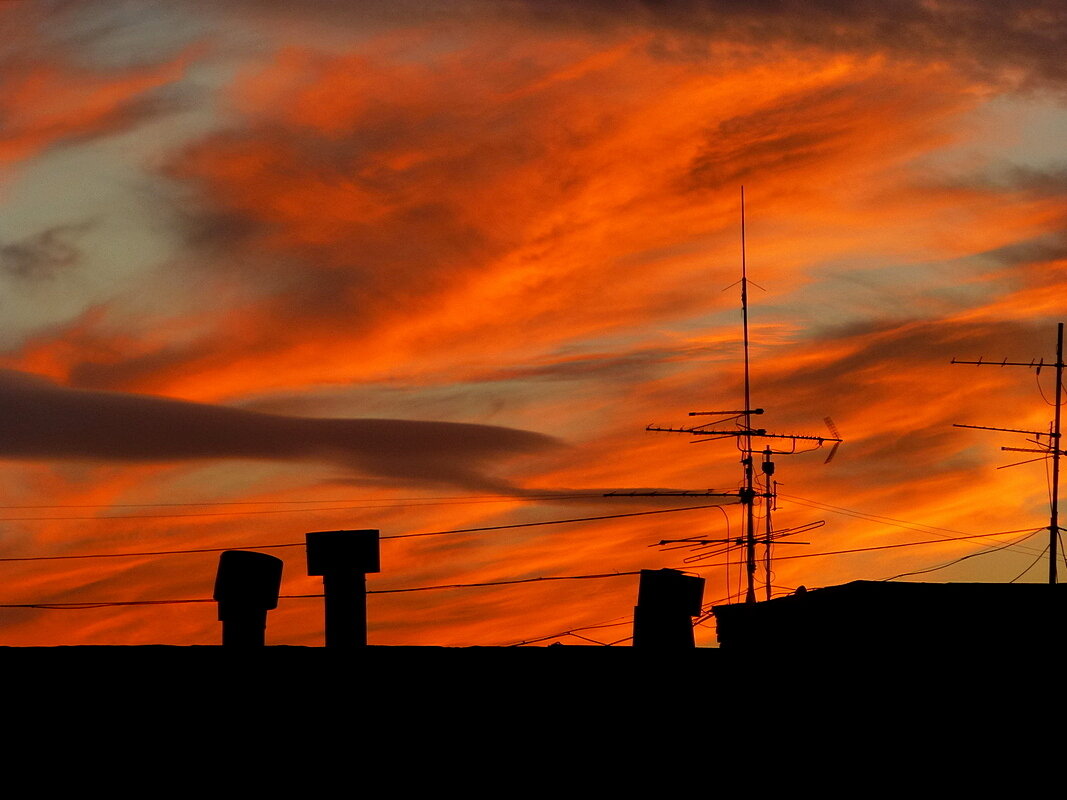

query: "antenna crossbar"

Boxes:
[602, 490, 738, 498]
[751, 431, 842, 443]
[661, 538, 809, 546]
[954, 423, 1058, 438]
[1001, 447, 1066, 456]
[648, 425, 841, 444]
[689, 410, 764, 416]
[647, 425, 766, 436]
[950, 357, 1062, 368]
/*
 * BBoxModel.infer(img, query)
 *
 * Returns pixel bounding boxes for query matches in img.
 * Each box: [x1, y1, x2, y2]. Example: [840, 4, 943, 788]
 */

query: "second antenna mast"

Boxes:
[952, 322, 1064, 583]
[644, 188, 841, 603]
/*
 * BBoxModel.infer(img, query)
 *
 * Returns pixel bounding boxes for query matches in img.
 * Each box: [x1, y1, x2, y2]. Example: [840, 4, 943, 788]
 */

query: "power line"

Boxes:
[1010, 543, 1051, 583]
[879, 529, 1043, 581]
[779, 492, 1047, 556]
[505, 617, 634, 647]
[0, 513, 1035, 613]
[566, 633, 612, 645]
[0, 503, 726, 563]
[0, 494, 617, 522]
[776, 528, 1042, 561]
[0, 570, 643, 609]
[681, 527, 1043, 571]
[0, 542, 304, 563]
[372, 571, 640, 594]
[780, 492, 1023, 538]
[0, 597, 216, 609]
[385, 503, 728, 540]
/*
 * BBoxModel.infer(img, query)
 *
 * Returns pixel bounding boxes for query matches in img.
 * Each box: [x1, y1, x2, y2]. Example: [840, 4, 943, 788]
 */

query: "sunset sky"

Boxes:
[1, 0, 1066, 647]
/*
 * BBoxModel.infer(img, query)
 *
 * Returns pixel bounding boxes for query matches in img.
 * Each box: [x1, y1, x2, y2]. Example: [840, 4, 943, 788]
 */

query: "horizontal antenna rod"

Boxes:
[689, 409, 764, 416]
[603, 490, 738, 498]
[1001, 446, 1066, 456]
[647, 425, 765, 436]
[954, 423, 1058, 438]
[661, 538, 809, 546]
[952, 357, 1062, 368]
[647, 425, 841, 443]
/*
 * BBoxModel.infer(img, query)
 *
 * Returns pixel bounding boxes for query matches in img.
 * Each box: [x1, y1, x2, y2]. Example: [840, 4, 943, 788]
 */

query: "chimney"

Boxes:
[633, 568, 705, 649]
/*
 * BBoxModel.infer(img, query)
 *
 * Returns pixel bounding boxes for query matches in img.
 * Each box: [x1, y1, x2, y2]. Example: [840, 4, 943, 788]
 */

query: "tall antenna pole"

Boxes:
[741, 187, 752, 431]
[740, 187, 757, 604]
[1051, 322, 1063, 584]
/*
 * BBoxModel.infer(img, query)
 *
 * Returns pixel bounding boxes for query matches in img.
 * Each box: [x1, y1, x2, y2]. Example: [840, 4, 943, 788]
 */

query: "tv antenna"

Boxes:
[951, 322, 1064, 583]
[622, 188, 842, 604]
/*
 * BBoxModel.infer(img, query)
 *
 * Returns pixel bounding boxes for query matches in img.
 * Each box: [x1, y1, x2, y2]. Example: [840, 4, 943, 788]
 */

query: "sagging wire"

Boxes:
[1010, 543, 1051, 583]
[879, 528, 1044, 581]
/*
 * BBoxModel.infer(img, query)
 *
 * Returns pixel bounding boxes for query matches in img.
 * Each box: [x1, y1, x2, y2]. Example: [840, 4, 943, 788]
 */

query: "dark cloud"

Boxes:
[918, 165, 1067, 270]
[166, 120, 508, 313]
[938, 164, 1067, 205]
[228, 0, 1066, 88]
[996, 165, 1067, 198]
[982, 233, 1067, 269]
[509, 0, 1067, 89]
[0, 223, 89, 281]
[5, 1, 206, 72]
[808, 318, 1048, 372]
[683, 83, 861, 192]
[0, 370, 557, 491]
[472, 343, 718, 384]
[66, 340, 216, 391]
[754, 317, 1052, 430]
[58, 88, 188, 146]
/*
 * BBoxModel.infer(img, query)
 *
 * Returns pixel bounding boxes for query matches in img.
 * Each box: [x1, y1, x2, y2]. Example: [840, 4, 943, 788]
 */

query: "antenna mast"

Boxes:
[952, 322, 1064, 583]
[640, 188, 841, 605]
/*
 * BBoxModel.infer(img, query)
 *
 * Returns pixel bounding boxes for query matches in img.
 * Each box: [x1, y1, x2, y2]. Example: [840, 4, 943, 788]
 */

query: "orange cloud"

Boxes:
[0, 45, 200, 175]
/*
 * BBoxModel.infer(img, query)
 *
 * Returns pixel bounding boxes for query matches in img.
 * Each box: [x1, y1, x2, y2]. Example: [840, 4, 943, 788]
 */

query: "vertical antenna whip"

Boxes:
[741, 186, 752, 432]
[740, 186, 757, 603]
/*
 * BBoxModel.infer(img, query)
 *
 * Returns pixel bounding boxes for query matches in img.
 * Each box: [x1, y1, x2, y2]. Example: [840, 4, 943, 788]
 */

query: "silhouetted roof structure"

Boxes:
[713, 580, 1067, 652]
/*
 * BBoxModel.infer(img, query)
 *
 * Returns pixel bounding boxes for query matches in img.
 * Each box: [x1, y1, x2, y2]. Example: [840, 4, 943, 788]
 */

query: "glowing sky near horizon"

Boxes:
[1, 0, 1066, 647]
